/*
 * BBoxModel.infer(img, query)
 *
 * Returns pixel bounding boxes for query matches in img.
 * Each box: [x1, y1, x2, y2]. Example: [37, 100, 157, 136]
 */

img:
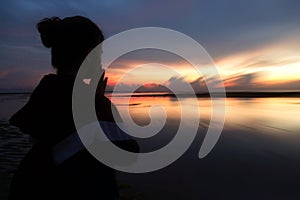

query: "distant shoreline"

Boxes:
[1, 91, 299, 98]
[109, 91, 300, 98]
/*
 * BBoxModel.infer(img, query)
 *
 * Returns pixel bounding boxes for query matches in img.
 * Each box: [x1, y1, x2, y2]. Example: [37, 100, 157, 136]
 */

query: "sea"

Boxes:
[0, 93, 300, 199]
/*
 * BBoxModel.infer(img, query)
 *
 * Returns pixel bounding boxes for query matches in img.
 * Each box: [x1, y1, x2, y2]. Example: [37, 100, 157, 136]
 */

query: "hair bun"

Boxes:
[37, 17, 61, 48]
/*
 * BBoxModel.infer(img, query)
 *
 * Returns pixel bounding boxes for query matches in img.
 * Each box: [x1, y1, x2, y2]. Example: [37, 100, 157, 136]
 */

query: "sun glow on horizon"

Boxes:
[97, 36, 300, 92]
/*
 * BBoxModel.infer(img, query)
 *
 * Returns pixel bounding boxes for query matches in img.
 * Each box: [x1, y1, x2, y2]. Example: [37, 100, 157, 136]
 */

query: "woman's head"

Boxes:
[37, 16, 104, 73]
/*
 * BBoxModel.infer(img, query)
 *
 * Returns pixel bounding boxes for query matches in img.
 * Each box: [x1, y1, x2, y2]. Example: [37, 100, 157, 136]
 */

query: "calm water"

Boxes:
[1, 93, 300, 198]
[1, 93, 300, 133]
[111, 94, 300, 144]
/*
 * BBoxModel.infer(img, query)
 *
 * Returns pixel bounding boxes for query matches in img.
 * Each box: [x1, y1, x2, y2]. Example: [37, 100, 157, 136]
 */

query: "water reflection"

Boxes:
[225, 98, 300, 133]
[110, 96, 300, 135]
[1, 93, 299, 136]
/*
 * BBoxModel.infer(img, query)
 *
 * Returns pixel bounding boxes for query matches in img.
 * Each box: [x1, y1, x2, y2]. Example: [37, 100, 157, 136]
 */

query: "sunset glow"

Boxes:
[0, 1, 299, 92]
[104, 40, 300, 92]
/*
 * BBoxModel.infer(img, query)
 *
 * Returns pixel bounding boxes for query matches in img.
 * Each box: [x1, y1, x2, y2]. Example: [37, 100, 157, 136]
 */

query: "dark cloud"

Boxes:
[183, 0, 300, 59]
[107, 83, 169, 93]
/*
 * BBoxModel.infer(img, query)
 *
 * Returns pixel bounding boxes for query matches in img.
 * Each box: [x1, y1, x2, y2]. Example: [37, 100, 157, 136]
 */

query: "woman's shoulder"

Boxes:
[36, 74, 57, 89]
[36, 73, 76, 92]
[41, 73, 57, 81]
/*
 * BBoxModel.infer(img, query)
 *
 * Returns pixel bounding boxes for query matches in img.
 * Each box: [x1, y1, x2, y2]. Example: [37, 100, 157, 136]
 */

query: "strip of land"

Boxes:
[112, 92, 300, 98]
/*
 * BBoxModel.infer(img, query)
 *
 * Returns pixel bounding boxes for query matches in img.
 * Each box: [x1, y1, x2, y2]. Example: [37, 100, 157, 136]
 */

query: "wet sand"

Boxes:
[0, 172, 12, 200]
[116, 124, 300, 199]
[0, 120, 32, 199]
[2, 122, 299, 199]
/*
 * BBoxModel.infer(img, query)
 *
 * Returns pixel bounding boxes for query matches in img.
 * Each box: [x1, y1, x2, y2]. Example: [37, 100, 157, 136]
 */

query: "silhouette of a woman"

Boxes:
[9, 16, 138, 200]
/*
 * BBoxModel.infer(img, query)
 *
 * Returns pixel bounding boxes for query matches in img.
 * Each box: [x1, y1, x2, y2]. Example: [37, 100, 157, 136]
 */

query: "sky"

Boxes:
[0, 0, 300, 92]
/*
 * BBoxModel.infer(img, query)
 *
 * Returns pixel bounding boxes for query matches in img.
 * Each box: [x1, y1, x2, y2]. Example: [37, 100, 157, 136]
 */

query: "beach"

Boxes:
[0, 94, 300, 199]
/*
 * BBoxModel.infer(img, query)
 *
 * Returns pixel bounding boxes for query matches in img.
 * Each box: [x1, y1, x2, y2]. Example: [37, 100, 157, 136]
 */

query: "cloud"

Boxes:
[106, 82, 169, 93]
[223, 73, 259, 91]
[239, 57, 300, 69]
[106, 49, 191, 71]
[0, 70, 9, 79]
